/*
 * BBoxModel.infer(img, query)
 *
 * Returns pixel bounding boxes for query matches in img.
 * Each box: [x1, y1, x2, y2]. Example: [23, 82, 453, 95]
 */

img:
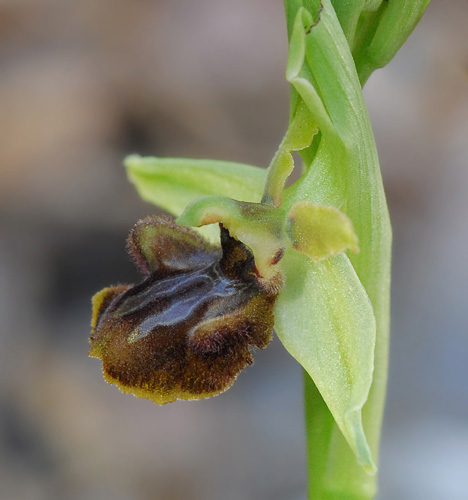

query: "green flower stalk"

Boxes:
[90, 1, 430, 498]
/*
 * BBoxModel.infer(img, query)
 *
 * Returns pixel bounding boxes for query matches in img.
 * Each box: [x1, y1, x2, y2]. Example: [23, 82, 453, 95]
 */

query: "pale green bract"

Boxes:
[275, 250, 376, 470]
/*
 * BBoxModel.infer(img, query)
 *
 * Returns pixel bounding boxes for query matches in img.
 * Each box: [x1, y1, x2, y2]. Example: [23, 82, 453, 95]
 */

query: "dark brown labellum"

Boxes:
[89, 216, 279, 404]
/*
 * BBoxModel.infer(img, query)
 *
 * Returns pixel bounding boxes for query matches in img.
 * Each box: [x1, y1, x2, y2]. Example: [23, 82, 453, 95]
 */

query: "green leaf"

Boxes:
[275, 249, 376, 472]
[287, 201, 359, 261]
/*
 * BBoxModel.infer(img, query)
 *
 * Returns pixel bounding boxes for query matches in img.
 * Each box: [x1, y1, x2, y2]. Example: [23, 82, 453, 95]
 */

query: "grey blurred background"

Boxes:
[0, 1, 467, 499]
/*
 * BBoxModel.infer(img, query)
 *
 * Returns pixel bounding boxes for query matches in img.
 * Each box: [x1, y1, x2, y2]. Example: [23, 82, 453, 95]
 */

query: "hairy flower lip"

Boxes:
[90, 216, 281, 404]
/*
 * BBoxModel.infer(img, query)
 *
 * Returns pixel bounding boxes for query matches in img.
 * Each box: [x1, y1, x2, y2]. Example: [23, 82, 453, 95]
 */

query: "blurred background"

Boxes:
[1, 1, 467, 499]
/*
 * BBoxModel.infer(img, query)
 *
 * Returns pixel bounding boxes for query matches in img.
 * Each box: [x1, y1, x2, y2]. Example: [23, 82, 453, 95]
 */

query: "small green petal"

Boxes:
[262, 149, 294, 207]
[287, 201, 359, 261]
[282, 100, 318, 152]
[262, 101, 318, 207]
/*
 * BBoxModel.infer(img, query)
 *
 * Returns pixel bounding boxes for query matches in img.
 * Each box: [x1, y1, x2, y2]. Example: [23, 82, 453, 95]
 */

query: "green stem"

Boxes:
[303, 373, 382, 500]
[304, 371, 383, 499]
[304, 371, 334, 500]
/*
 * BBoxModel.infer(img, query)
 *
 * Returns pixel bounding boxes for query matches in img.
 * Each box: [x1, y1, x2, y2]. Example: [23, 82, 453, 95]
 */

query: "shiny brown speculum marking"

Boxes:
[89, 216, 280, 404]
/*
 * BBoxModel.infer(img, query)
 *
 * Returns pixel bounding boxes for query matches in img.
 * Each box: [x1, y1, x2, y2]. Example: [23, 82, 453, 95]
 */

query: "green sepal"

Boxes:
[125, 155, 266, 242]
[287, 201, 359, 261]
[125, 155, 266, 212]
[275, 249, 376, 472]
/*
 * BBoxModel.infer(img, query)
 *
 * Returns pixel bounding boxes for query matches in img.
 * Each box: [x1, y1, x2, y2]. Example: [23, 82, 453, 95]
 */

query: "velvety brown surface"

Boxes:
[90, 217, 278, 404]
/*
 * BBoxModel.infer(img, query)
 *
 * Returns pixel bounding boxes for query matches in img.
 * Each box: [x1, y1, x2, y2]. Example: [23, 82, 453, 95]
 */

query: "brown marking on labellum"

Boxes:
[270, 248, 285, 266]
[89, 216, 281, 404]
